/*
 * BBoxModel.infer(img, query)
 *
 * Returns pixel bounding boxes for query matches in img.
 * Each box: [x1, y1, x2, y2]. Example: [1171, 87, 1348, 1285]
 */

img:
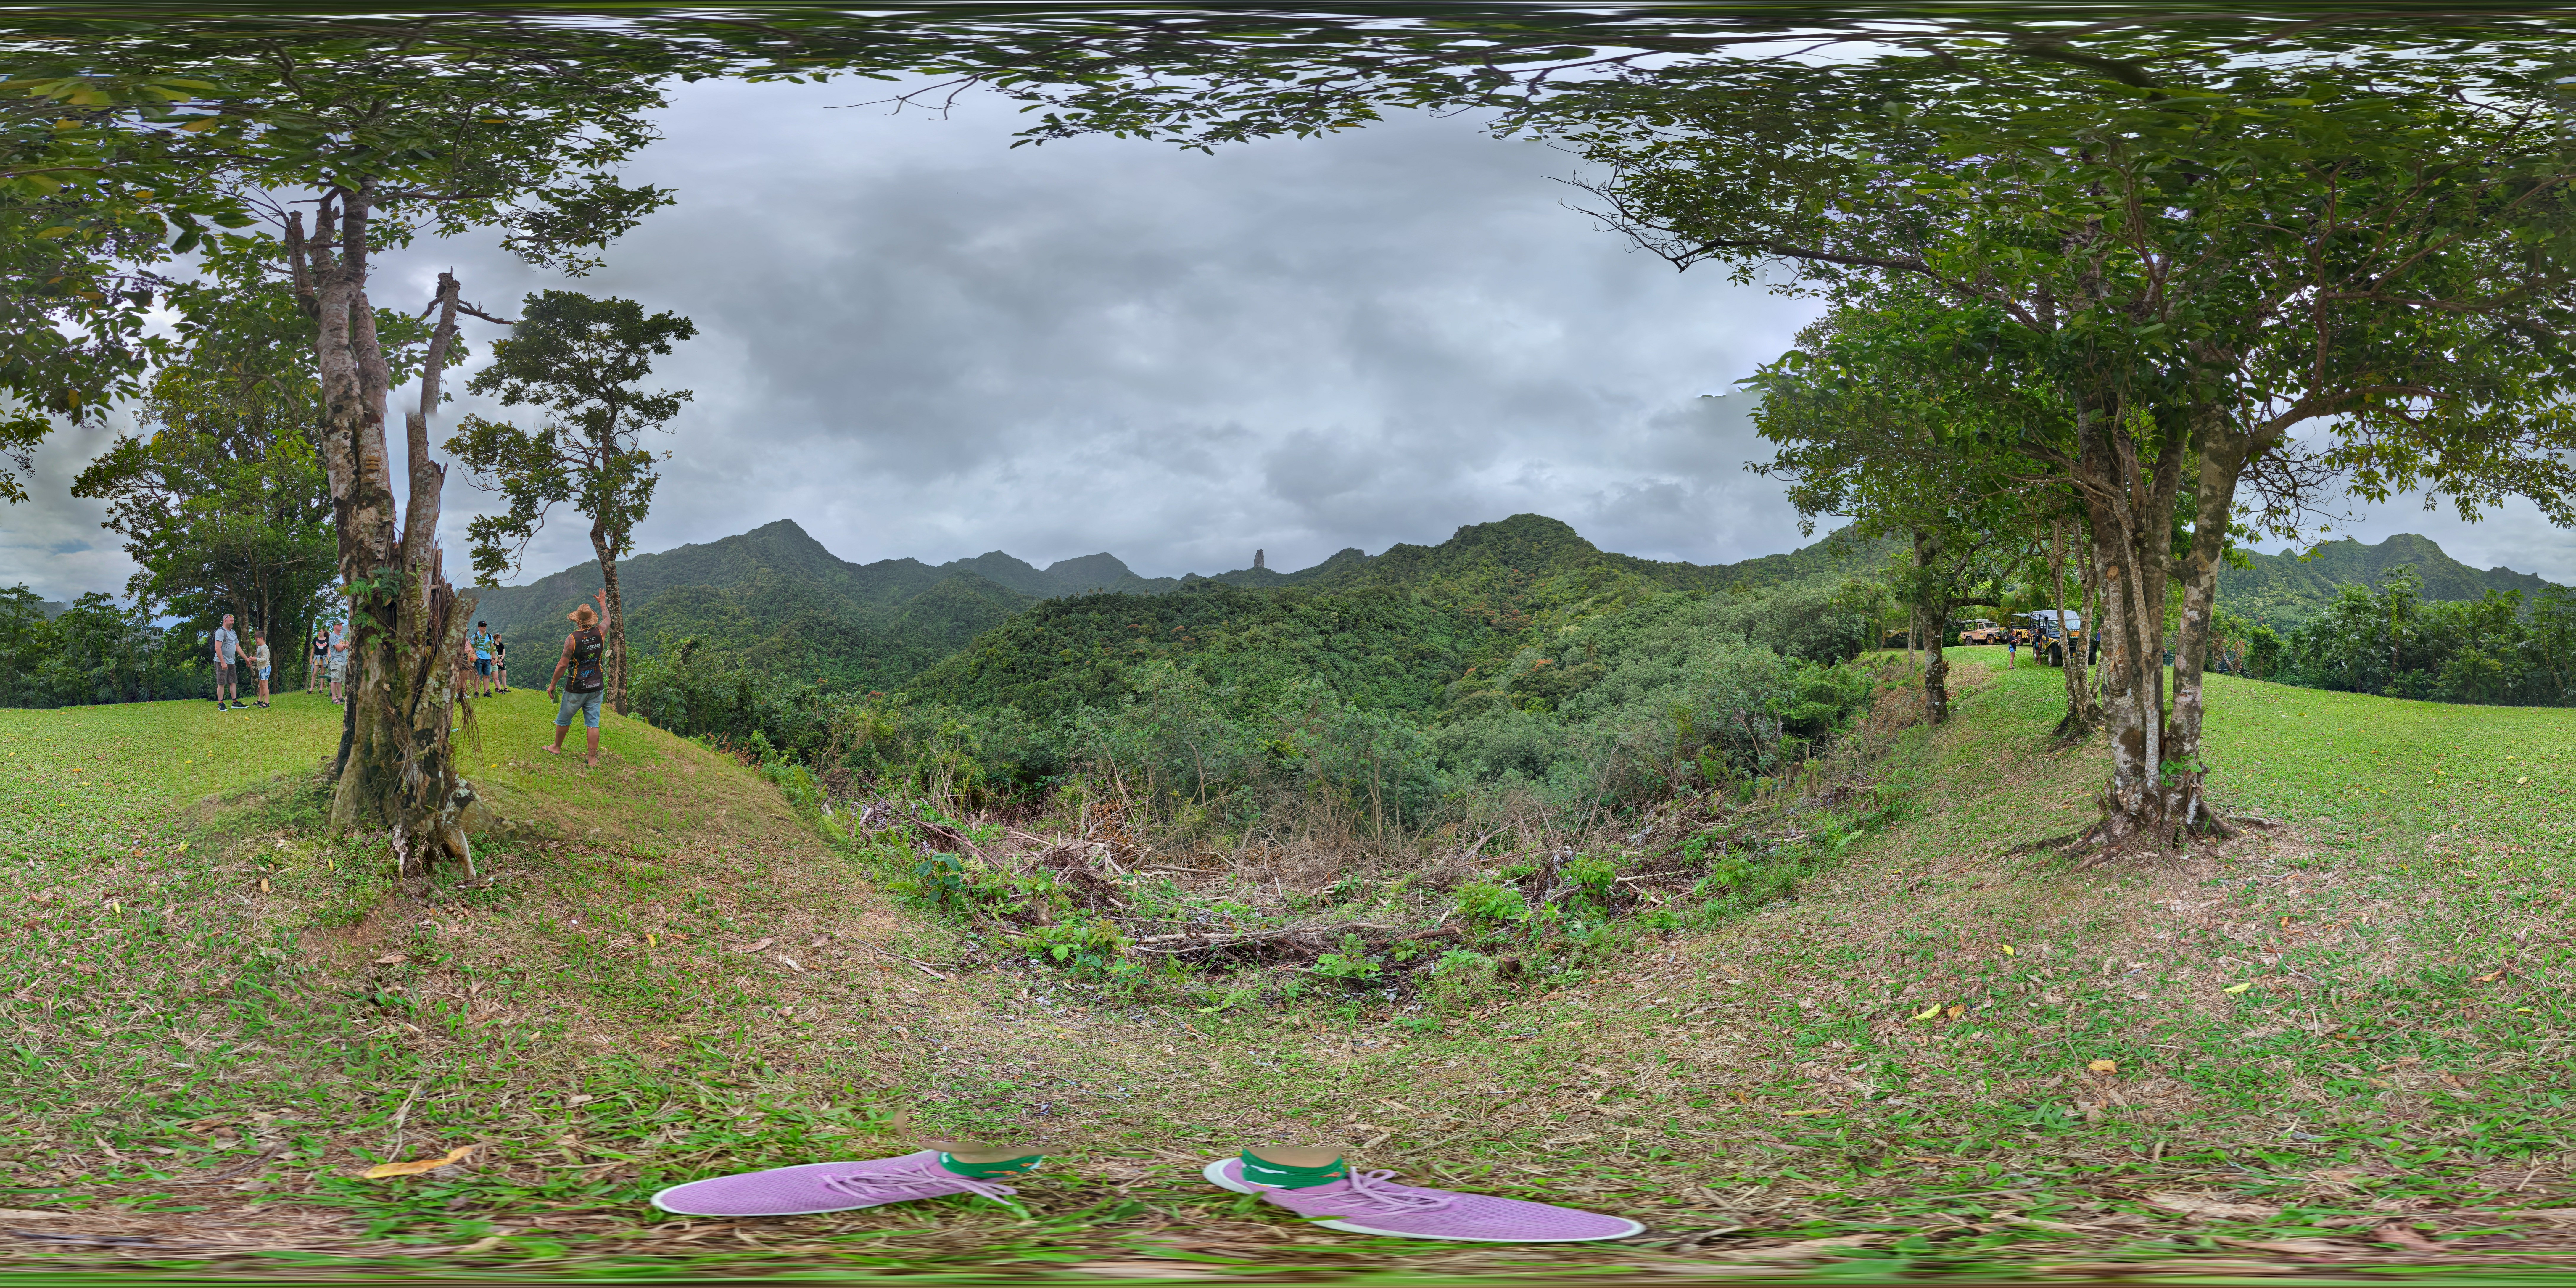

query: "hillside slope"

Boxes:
[463, 521, 1195, 691]
[903, 519, 1884, 719]
[2219, 532, 2563, 628]
[464, 516, 1896, 695]
[5, 658, 2573, 1273]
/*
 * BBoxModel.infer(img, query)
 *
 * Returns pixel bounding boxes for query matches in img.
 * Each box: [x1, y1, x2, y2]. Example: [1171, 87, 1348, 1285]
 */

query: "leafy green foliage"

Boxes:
[1311, 949, 1382, 983]
[448, 290, 696, 585]
[1452, 881, 1524, 925]
[67, 248, 366, 657]
[2218, 534, 2563, 630]
[2277, 569, 2576, 706]
[0, 585, 207, 706]
[912, 582, 1499, 723]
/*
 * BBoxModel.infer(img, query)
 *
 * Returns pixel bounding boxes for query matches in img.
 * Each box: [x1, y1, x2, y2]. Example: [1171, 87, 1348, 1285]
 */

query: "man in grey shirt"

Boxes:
[211, 613, 243, 710]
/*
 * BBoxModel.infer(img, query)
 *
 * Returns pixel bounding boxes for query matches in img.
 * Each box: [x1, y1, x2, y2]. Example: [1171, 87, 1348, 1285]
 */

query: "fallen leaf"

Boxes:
[451, 1234, 508, 1255]
[375, 953, 408, 965]
[2224, 981, 2255, 994]
[1944, 1004, 1965, 1020]
[177, 842, 186, 854]
[2474, 970, 2503, 983]
[2088, 1059, 2118, 1074]
[778, 955, 803, 971]
[360, 1144, 475, 1179]
[0, 1209, 70, 1221]
[729, 937, 775, 953]
[2374, 1221, 2440, 1252]
[257, 878, 271, 893]
[1908, 1002, 1941, 1021]
[2517, 776, 2530, 784]
[1782, 1109, 1833, 1117]
[2144, 1192, 2281, 1220]
[2000, 944, 2017, 956]
[645, 932, 657, 949]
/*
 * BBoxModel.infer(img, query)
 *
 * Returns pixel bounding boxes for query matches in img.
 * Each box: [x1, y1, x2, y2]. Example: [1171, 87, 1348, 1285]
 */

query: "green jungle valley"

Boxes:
[10, 7, 2576, 1286]
[8, 512, 2576, 1281]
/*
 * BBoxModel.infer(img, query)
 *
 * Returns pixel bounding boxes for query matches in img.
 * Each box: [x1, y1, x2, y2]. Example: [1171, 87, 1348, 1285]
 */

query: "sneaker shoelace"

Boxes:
[1307, 1169, 1456, 1214]
[821, 1158, 1018, 1203]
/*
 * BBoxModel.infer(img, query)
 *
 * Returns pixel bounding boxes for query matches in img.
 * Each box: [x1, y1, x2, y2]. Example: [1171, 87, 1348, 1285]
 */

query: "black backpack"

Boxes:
[569, 627, 605, 693]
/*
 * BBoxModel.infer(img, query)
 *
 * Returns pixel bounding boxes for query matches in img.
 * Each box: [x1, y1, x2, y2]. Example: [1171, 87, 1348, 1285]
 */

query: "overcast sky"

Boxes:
[4, 77, 2572, 602]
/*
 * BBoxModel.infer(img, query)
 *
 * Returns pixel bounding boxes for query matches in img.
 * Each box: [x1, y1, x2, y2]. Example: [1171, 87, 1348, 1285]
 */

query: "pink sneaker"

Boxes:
[1202, 1156, 1644, 1242]
[650, 1150, 1029, 1216]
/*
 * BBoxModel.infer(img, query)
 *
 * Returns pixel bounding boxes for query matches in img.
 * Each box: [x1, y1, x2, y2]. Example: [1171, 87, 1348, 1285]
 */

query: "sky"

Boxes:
[4, 77, 2572, 603]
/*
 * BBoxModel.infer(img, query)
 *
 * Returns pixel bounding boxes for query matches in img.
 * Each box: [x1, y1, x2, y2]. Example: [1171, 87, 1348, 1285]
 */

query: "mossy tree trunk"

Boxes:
[296, 191, 478, 877]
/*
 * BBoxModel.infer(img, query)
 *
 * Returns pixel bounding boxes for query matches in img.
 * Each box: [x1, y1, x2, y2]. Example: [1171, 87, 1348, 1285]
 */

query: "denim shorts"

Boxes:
[556, 687, 604, 730]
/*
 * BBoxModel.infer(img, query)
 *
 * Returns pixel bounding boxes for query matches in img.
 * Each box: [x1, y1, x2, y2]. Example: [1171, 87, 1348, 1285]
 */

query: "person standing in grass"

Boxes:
[308, 625, 329, 693]
[471, 621, 495, 697]
[211, 612, 243, 710]
[250, 632, 273, 708]
[493, 635, 509, 693]
[327, 623, 349, 704]
[545, 590, 612, 768]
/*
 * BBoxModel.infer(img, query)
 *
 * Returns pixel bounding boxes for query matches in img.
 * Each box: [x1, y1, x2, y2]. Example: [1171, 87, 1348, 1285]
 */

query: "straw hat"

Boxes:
[568, 603, 599, 626]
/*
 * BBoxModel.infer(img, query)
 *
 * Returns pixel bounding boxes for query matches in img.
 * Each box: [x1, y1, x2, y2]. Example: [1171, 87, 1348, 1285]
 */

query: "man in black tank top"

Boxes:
[545, 590, 612, 768]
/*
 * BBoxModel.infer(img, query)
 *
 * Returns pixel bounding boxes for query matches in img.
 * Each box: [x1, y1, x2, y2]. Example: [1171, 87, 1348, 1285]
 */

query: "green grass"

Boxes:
[4, 657, 2575, 1281]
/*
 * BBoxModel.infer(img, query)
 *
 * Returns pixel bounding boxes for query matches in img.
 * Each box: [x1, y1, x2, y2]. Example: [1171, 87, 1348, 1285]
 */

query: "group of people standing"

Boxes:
[205, 611, 522, 710]
[210, 614, 354, 710]
[204, 595, 610, 775]
[208, 612, 274, 710]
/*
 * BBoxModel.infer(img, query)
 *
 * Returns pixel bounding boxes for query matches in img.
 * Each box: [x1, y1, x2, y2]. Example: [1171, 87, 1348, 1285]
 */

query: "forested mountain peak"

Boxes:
[2218, 532, 2563, 628]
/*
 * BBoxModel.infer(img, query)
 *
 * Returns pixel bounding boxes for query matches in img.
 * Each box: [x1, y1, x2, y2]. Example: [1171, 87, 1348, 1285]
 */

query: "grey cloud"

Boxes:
[10, 77, 2563, 604]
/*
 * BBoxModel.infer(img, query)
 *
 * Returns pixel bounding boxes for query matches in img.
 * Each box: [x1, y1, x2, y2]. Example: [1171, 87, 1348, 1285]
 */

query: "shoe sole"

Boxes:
[648, 1161, 1038, 1218]
[1199, 1160, 1644, 1243]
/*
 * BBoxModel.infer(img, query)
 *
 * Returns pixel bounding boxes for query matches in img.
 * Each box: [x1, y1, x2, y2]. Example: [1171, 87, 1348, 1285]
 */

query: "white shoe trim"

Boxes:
[647, 1157, 1034, 1217]
[1311, 1215, 1647, 1243]
[1207, 1158, 1642, 1243]
[646, 1180, 887, 1217]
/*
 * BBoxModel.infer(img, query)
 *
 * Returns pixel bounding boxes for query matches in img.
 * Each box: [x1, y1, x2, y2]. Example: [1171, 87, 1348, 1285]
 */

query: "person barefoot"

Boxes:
[545, 591, 611, 768]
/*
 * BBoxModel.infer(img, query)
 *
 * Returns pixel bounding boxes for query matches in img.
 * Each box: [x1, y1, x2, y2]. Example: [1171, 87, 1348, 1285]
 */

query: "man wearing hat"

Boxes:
[544, 590, 613, 768]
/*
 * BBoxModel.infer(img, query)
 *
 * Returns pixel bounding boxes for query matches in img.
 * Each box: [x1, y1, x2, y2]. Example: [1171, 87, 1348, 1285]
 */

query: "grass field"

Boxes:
[4, 654, 2574, 1281]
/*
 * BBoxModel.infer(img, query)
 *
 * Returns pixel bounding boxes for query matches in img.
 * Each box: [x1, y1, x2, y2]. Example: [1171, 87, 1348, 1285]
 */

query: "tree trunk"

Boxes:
[295, 191, 479, 877]
[592, 519, 629, 715]
[2159, 407, 2263, 839]
[2048, 516, 2100, 740]
[1913, 532, 1954, 723]
[2072, 395, 2189, 854]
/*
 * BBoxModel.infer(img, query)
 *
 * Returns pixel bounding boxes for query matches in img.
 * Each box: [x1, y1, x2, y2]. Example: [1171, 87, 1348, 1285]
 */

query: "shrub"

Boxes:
[1564, 854, 1619, 904]
[1454, 880, 1525, 924]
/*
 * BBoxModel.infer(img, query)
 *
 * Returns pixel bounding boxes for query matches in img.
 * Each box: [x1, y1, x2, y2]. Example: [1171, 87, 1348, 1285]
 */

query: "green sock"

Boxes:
[1239, 1151, 1346, 1189]
[936, 1151, 1042, 1178]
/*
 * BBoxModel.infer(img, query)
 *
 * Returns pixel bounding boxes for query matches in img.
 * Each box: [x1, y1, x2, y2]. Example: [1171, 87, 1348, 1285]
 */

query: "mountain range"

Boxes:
[459, 515, 1891, 694]
[455, 517, 2562, 694]
[2218, 534, 2561, 630]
